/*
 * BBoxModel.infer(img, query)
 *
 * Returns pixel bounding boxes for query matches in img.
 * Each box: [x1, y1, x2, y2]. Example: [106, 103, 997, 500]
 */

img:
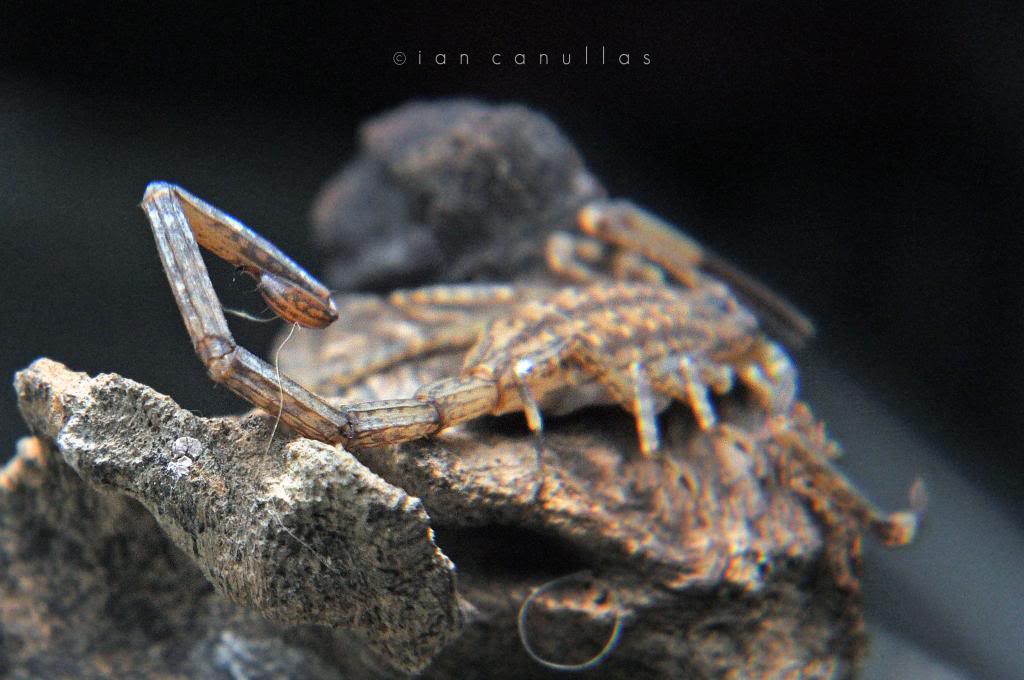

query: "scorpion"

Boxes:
[133, 181, 925, 675]
[141, 182, 810, 458]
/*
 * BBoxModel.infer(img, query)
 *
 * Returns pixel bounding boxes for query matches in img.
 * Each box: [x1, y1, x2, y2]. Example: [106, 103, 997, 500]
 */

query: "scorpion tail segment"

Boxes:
[144, 182, 338, 330]
[340, 377, 500, 449]
[258, 271, 338, 329]
[341, 399, 442, 449]
[414, 377, 500, 427]
[203, 345, 349, 445]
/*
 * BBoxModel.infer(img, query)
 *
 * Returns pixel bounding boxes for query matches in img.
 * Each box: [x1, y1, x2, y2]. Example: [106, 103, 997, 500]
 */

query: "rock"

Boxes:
[311, 100, 605, 291]
[11, 359, 460, 674]
[10, 352, 873, 678]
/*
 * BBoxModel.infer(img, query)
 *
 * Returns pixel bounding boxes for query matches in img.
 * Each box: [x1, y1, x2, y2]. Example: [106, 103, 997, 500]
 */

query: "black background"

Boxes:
[0, 3, 1021, 677]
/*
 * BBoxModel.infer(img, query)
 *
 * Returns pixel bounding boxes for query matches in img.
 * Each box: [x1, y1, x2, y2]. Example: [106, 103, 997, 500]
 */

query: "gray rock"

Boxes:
[12, 359, 460, 674]
[311, 99, 605, 290]
[9, 351, 870, 678]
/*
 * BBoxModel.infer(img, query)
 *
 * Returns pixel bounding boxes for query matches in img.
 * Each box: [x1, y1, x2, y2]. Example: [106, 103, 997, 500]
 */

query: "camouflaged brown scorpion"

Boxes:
[141, 182, 813, 457]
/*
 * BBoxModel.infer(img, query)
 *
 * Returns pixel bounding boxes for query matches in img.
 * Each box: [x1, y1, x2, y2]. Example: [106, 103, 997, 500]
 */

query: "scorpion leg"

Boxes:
[545, 231, 607, 283]
[546, 231, 665, 285]
[390, 283, 521, 311]
[141, 182, 348, 443]
[577, 201, 706, 288]
[735, 338, 798, 414]
[649, 355, 721, 431]
[513, 359, 549, 478]
[316, 323, 481, 392]
[388, 282, 556, 328]
[578, 200, 815, 346]
[630, 361, 662, 455]
[611, 250, 670, 284]
[312, 284, 527, 392]
[769, 411, 926, 547]
[562, 338, 664, 456]
[315, 283, 549, 391]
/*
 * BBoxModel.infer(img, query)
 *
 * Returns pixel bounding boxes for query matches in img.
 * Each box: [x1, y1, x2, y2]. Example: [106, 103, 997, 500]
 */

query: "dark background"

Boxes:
[1, 3, 1021, 678]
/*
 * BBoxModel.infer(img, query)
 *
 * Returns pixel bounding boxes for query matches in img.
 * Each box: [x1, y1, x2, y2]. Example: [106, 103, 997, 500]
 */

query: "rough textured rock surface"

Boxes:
[9, 353, 866, 678]
[0, 434, 384, 679]
[311, 99, 605, 291]
[2, 100, 894, 678]
[12, 359, 460, 674]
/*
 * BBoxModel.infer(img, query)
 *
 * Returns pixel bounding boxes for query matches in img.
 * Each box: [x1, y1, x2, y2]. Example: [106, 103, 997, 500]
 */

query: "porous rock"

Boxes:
[11, 358, 460, 674]
[0, 433, 386, 679]
[10, 350, 866, 678]
[311, 99, 605, 291]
